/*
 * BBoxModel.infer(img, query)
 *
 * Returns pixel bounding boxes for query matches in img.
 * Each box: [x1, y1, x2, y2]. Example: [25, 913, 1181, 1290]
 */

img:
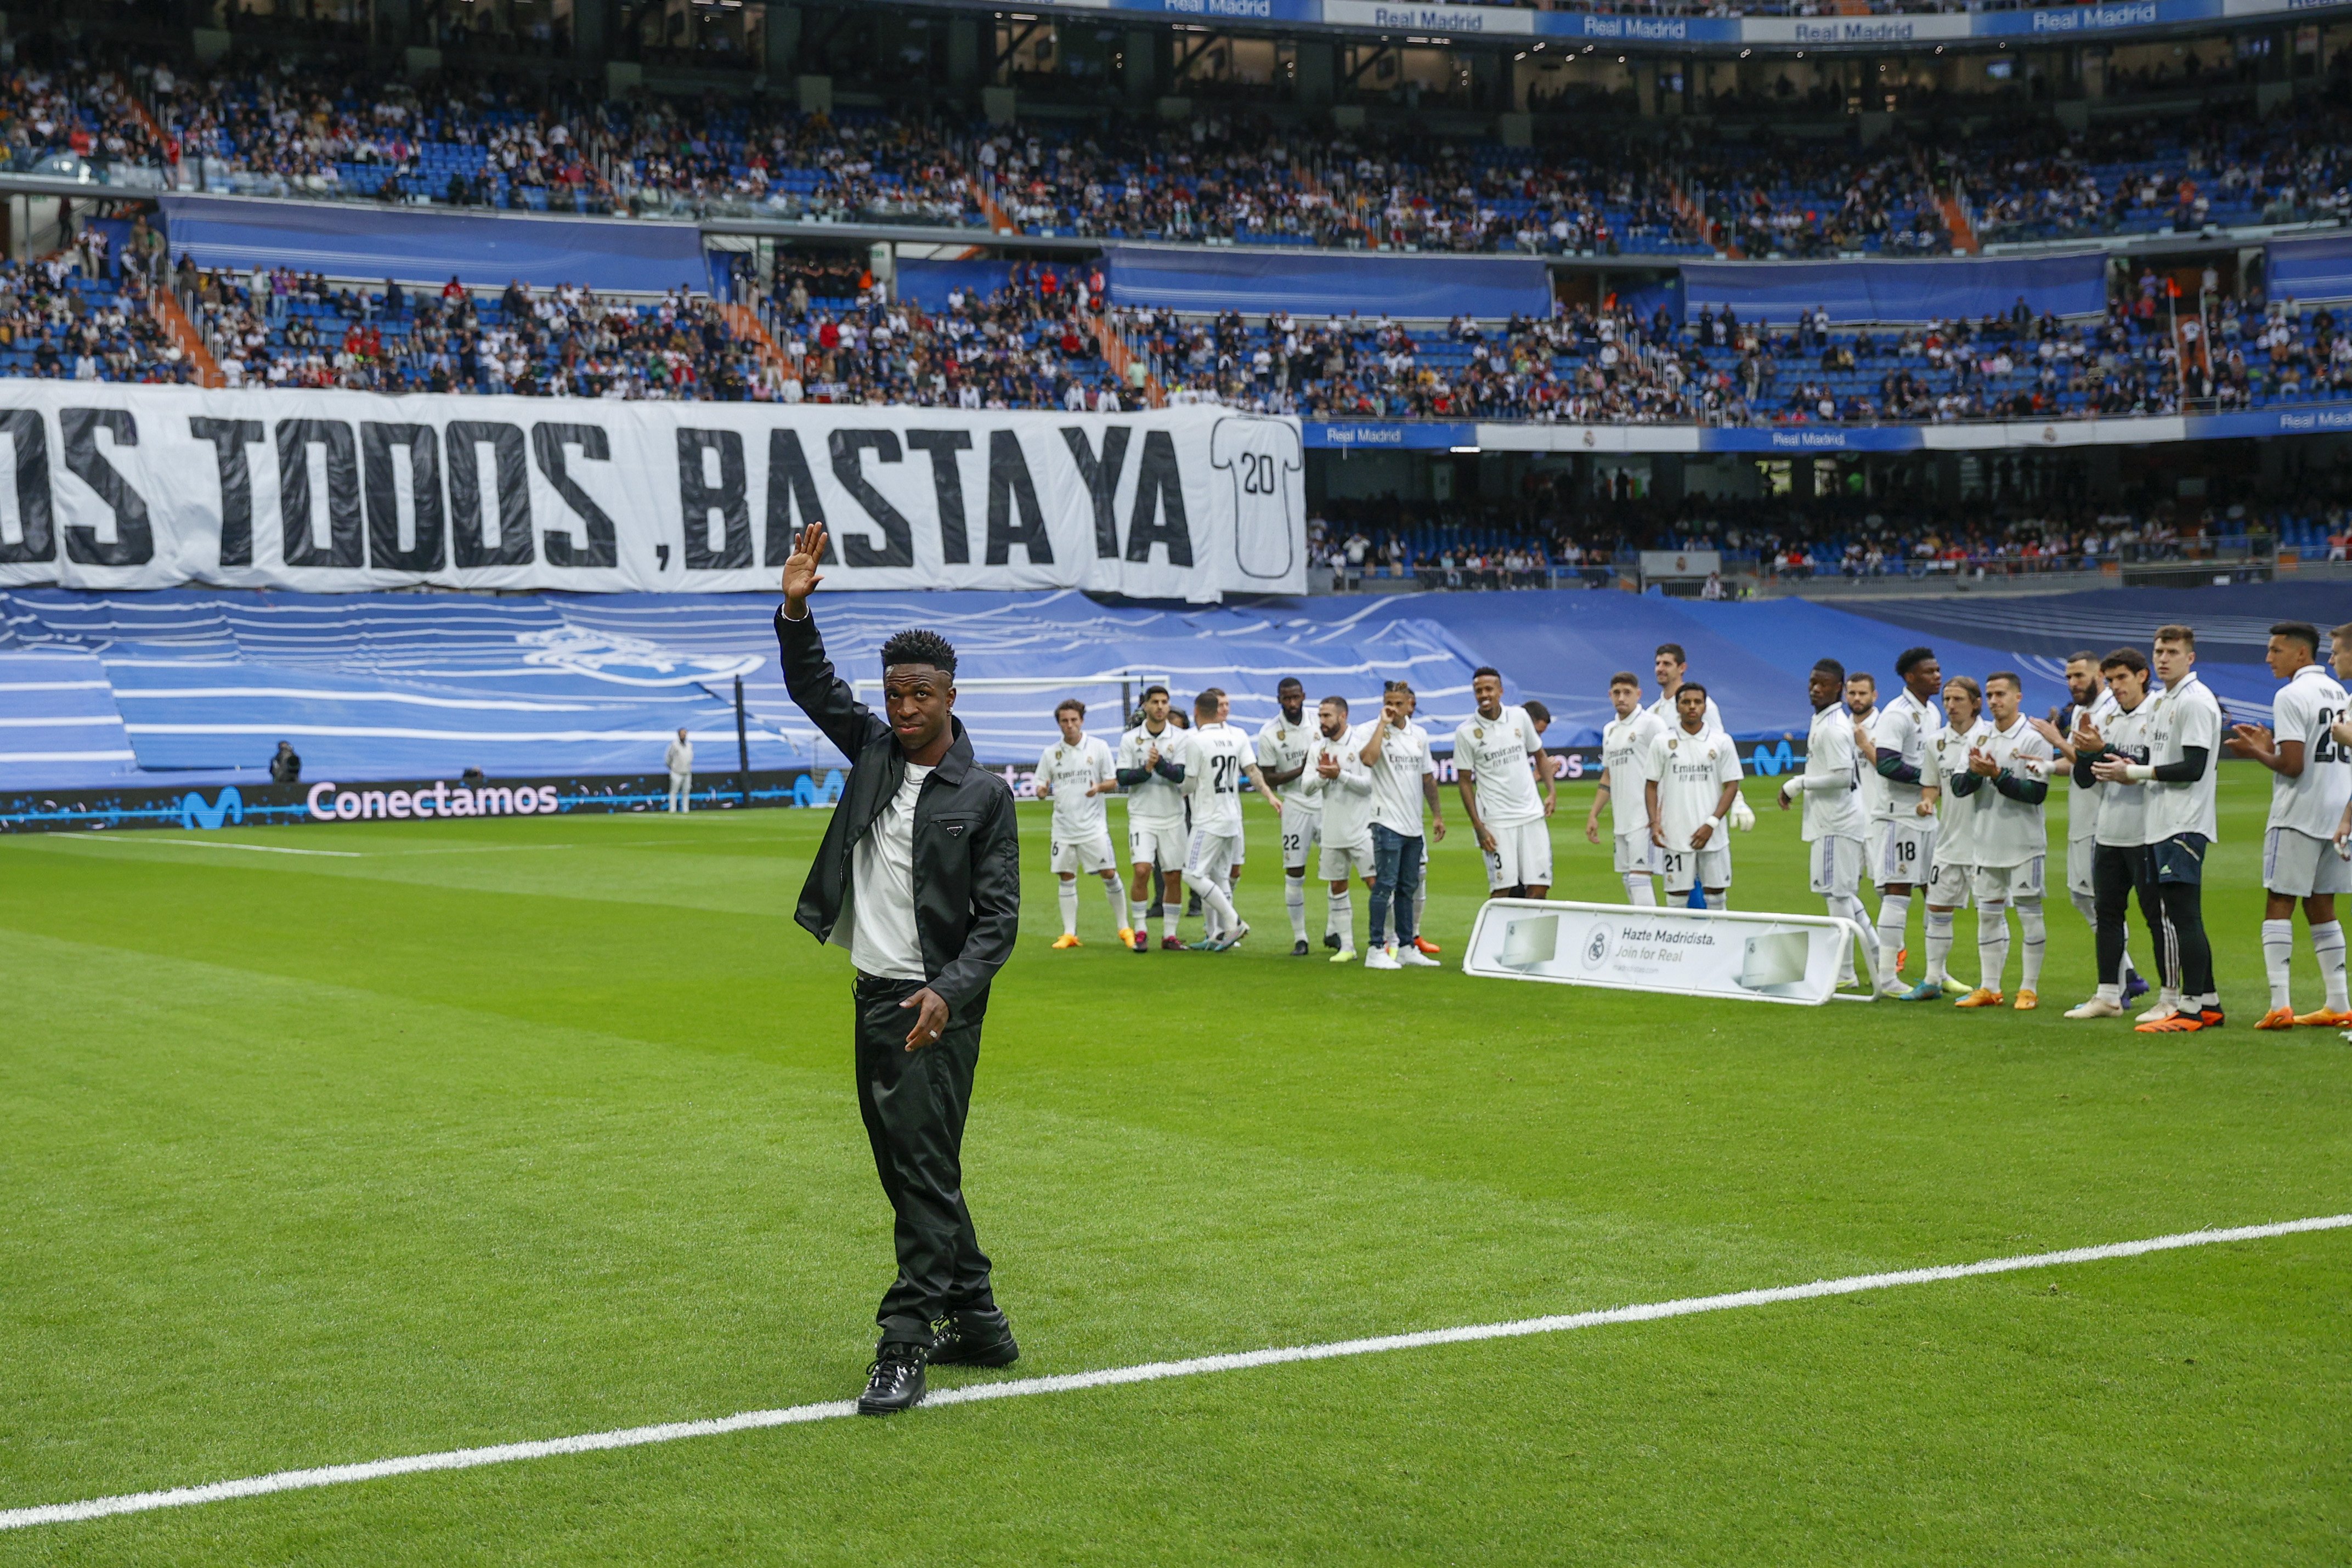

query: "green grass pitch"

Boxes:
[2, 766, 2347, 1564]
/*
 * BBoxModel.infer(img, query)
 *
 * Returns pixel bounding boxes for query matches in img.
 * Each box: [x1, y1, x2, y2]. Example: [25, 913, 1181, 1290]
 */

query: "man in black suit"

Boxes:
[776, 521, 1023, 1416]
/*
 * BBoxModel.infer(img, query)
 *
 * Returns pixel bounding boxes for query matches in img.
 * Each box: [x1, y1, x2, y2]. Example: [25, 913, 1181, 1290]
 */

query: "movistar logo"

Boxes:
[1749, 740, 1797, 777]
[179, 786, 245, 831]
[791, 769, 847, 808]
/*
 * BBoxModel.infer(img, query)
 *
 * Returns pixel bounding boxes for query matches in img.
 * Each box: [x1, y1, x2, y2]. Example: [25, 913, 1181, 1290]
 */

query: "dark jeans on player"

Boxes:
[2153, 832, 2216, 1000]
[2092, 842, 2163, 990]
[853, 973, 995, 1344]
[1369, 822, 1424, 947]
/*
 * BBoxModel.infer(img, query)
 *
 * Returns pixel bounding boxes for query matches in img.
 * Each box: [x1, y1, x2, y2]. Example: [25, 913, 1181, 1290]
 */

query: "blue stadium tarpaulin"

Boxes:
[895, 257, 1017, 309]
[1102, 245, 1552, 319]
[2264, 233, 2352, 303]
[1680, 252, 2108, 325]
[159, 196, 709, 294]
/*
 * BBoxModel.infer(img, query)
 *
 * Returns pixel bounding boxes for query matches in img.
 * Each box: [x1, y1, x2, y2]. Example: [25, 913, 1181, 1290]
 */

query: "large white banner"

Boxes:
[1462, 898, 1874, 1007]
[0, 386, 1304, 602]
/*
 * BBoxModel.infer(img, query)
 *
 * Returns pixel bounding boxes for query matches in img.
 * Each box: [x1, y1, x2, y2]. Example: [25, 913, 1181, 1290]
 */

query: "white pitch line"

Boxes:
[3, 1213, 2343, 1535]
[143, 839, 363, 859]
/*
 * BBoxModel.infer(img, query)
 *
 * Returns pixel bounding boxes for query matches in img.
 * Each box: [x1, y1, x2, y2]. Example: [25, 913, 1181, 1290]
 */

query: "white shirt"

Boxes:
[665, 737, 693, 773]
[2268, 663, 2352, 837]
[1647, 723, 1743, 852]
[2062, 688, 2121, 844]
[1793, 702, 1867, 843]
[1601, 709, 1669, 842]
[2146, 670, 2224, 844]
[1365, 718, 1434, 837]
[1038, 733, 1114, 839]
[1930, 717, 1992, 867]
[1967, 715, 2053, 869]
[1118, 721, 1188, 830]
[1301, 723, 1373, 849]
[848, 763, 930, 981]
[1183, 721, 1256, 839]
[1648, 688, 1725, 739]
[1874, 688, 1942, 818]
[2091, 698, 2158, 847]
[1255, 713, 1316, 808]
[1451, 705, 1545, 828]
[1851, 705, 1891, 824]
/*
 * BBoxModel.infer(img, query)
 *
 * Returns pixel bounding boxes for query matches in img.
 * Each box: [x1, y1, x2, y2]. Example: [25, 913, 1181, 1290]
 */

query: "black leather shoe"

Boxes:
[928, 1307, 1021, 1368]
[857, 1340, 929, 1414]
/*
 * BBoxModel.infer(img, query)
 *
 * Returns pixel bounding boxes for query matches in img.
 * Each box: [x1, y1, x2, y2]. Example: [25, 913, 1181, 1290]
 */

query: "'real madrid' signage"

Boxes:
[0, 386, 1304, 603]
[1463, 898, 1875, 1007]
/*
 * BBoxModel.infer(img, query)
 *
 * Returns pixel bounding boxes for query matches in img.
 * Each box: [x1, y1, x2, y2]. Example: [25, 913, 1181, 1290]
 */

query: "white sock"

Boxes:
[2075, 888, 2134, 978]
[1162, 903, 1180, 941]
[2314, 920, 2349, 1012]
[2019, 902, 2046, 992]
[1877, 892, 1911, 979]
[1103, 878, 1128, 932]
[1415, 882, 1427, 931]
[1977, 901, 2010, 993]
[1057, 880, 1079, 937]
[1829, 892, 1870, 983]
[1703, 891, 1727, 912]
[1925, 907, 1955, 984]
[2097, 981, 2121, 1003]
[1625, 874, 1656, 906]
[1130, 898, 1149, 931]
[2264, 919, 2294, 1010]
[1329, 888, 1353, 948]
[1285, 876, 1308, 942]
[1190, 873, 1237, 936]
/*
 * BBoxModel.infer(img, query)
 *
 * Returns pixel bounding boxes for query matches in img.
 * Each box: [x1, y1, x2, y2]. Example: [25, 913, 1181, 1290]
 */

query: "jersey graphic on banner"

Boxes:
[1209, 415, 1303, 581]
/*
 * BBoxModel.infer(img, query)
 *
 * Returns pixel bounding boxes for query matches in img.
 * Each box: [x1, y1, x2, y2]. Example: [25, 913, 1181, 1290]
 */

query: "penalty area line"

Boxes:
[4, 1212, 2345, 1534]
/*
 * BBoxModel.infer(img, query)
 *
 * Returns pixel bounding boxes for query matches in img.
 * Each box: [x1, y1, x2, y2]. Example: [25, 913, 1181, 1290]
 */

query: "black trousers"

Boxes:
[2153, 833, 2216, 1001]
[853, 974, 994, 1344]
[2092, 842, 2163, 989]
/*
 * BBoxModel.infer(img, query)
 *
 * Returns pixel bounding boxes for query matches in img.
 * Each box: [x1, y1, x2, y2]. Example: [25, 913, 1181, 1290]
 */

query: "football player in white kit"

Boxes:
[1907, 675, 1989, 1001]
[1037, 699, 1130, 949]
[1118, 684, 1191, 953]
[1846, 670, 1901, 974]
[1454, 666, 1552, 901]
[1254, 677, 1325, 955]
[1180, 686, 1283, 952]
[1644, 684, 1744, 909]
[1778, 658, 1871, 988]
[2226, 620, 2352, 1028]
[1650, 643, 1725, 736]
[1301, 695, 1375, 963]
[1950, 671, 2054, 1010]
[1590, 672, 1670, 906]
[2063, 649, 2165, 1020]
[2029, 652, 2147, 1006]
[1870, 648, 1944, 997]
[2120, 625, 2226, 1032]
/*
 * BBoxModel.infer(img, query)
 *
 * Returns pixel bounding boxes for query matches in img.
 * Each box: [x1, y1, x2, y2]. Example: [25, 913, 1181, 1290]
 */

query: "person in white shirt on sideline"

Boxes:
[1779, 659, 1871, 987]
[2029, 653, 2150, 1008]
[2119, 625, 2226, 1032]
[1300, 694, 1375, 963]
[1870, 647, 1944, 996]
[1591, 672, 1670, 906]
[1453, 666, 1552, 901]
[1178, 687, 1282, 952]
[1254, 677, 1324, 956]
[1359, 680, 1446, 969]
[1846, 671, 1899, 967]
[1644, 683, 1743, 910]
[1949, 671, 2054, 1010]
[665, 727, 693, 813]
[1117, 684, 1190, 952]
[1392, 685, 1448, 953]
[2225, 619, 2352, 1029]
[1036, 699, 1129, 950]
[2063, 648, 2166, 1020]
[1906, 675, 1989, 1001]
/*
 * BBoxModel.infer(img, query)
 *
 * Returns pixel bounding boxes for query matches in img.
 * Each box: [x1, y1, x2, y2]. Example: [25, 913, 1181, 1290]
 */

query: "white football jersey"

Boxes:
[1117, 721, 1189, 831]
[1969, 715, 2053, 869]
[2268, 663, 2351, 838]
[1647, 724, 1743, 851]
[2146, 670, 2224, 844]
[1452, 705, 1545, 827]
[1851, 705, 1891, 824]
[1037, 733, 1113, 837]
[2091, 697, 2158, 848]
[1183, 722, 1256, 839]
[1210, 415, 1303, 581]
[1648, 688, 1725, 738]
[1364, 718, 1434, 837]
[1254, 712, 1316, 807]
[1930, 716, 1992, 866]
[1301, 724, 1373, 847]
[2061, 687, 2121, 844]
[1874, 688, 1942, 818]
[1601, 709, 1669, 842]
[1797, 701, 1867, 843]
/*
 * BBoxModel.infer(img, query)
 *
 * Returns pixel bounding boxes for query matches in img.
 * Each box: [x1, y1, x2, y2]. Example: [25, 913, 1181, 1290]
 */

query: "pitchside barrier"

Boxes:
[1463, 898, 1879, 1006]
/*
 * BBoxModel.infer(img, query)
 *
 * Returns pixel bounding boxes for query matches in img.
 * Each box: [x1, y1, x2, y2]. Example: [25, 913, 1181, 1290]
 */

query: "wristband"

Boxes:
[2124, 763, 2154, 783]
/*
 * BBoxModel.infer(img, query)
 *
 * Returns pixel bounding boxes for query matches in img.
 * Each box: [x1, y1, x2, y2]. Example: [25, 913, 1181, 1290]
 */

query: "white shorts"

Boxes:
[1809, 834, 1864, 898]
[1050, 827, 1117, 875]
[1878, 818, 1935, 885]
[1924, 854, 1974, 910]
[1281, 805, 1322, 873]
[1659, 843, 1731, 893]
[1482, 818, 1553, 891]
[1319, 836, 1375, 883]
[1971, 858, 2046, 906]
[1186, 828, 1243, 884]
[2264, 826, 2352, 897]
[2066, 834, 2096, 899]
[1613, 833, 1659, 878]
[1129, 823, 1185, 875]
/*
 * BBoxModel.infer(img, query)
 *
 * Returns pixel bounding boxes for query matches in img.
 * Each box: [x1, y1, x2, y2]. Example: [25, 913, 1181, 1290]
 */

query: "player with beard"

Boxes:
[2030, 653, 2148, 1006]
[1300, 695, 1375, 961]
[1779, 659, 1871, 987]
[1255, 677, 1323, 955]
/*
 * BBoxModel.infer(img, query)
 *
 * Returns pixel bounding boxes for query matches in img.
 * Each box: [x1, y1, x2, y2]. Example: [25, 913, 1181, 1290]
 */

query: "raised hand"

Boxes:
[781, 521, 828, 615]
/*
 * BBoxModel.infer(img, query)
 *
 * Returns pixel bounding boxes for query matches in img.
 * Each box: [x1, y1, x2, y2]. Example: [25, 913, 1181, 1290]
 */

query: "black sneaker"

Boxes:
[929, 1307, 1021, 1368]
[857, 1340, 929, 1414]
[1291, 938, 1311, 956]
[1323, 932, 1343, 950]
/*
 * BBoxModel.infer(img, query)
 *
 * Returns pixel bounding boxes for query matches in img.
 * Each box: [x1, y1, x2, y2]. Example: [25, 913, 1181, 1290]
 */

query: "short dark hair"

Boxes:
[2271, 620, 2322, 655]
[1277, 676, 1304, 692]
[1676, 682, 1709, 704]
[1847, 671, 1877, 690]
[1055, 698, 1085, 719]
[2100, 647, 2149, 675]
[1895, 646, 1935, 676]
[1194, 687, 1225, 717]
[1385, 679, 1414, 695]
[880, 627, 956, 676]
[1987, 670, 2023, 692]
[1654, 643, 1687, 666]
[1141, 683, 1169, 701]
[1321, 694, 1350, 714]
[2153, 623, 2195, 648]
[1522, 699, 1550, 726]
[1812, 658, 1846, 683]
[2064, 650, 2100, 667]
[1472, 666, 1502, 683]
[1609, 671, 1641, 690]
